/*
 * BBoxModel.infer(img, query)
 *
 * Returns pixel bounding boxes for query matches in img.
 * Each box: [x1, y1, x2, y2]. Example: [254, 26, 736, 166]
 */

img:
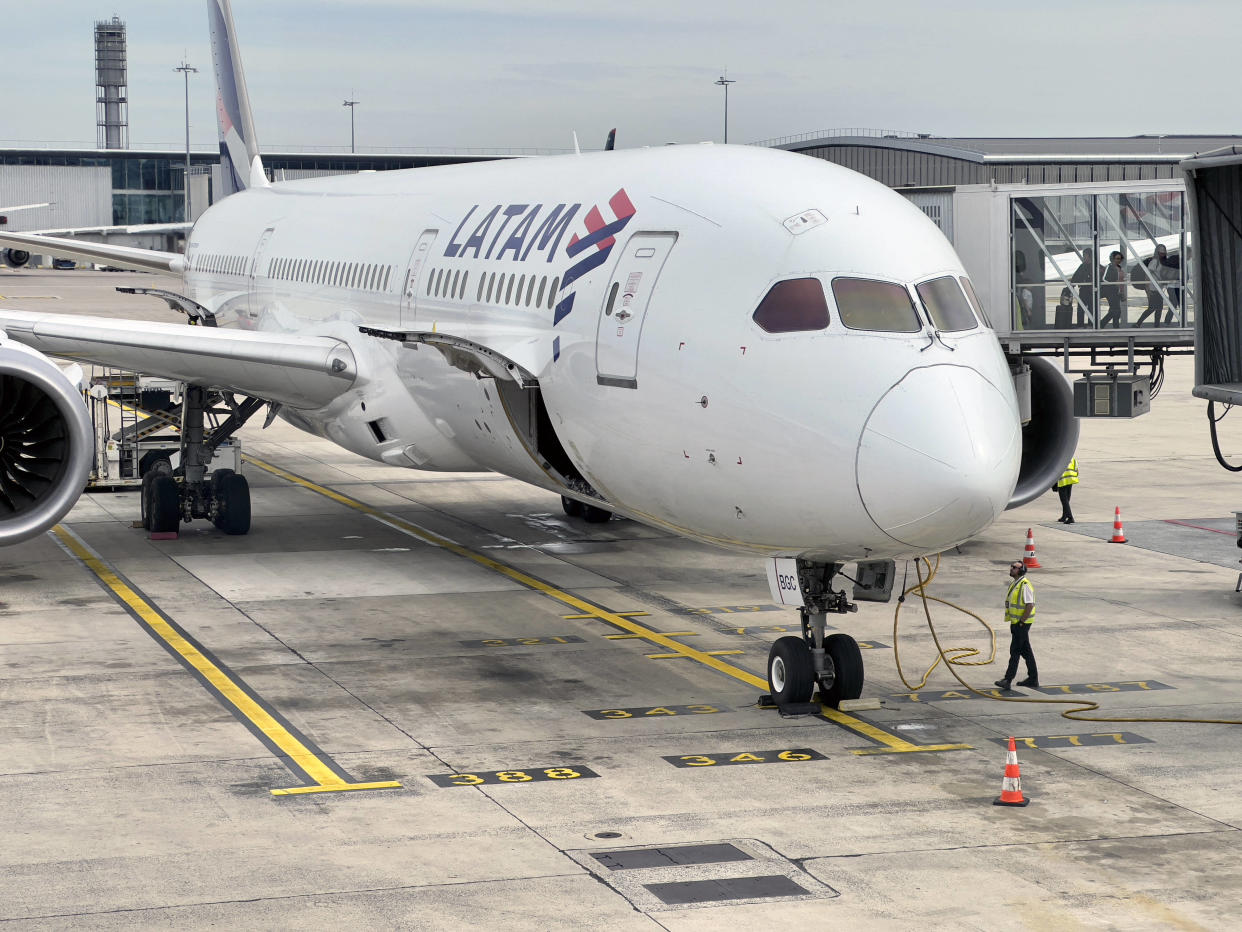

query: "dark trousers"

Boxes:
[1004, 623, 1037, 682]
[1136, 290, 1163, 327]
[1100, 293, 1123, 327]
[1058, 484, 1073, 520]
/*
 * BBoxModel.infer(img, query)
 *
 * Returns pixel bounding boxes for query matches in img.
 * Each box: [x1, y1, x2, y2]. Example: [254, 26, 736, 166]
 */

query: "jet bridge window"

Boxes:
[916, 276, 978, 332]
[831, 277, 921, 333]
[752, 278, 830, 333]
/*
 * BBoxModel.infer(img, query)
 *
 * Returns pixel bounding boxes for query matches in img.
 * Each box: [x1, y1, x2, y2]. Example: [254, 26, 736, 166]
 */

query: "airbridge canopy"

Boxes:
[1182, 147, 1242, 404]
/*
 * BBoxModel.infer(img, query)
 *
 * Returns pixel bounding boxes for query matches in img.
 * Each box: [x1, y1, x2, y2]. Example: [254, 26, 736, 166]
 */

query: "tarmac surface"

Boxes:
[2, 269, 1242, 929]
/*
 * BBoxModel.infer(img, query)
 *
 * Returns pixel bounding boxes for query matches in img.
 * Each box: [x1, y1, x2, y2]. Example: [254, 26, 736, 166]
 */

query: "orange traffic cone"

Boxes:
[1110, 506, 1128, 544]
[1022, 528, 1041, 569]
[993, 736, 1030, 807]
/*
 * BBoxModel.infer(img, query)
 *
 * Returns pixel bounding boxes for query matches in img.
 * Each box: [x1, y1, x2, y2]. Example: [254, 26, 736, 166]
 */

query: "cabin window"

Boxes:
[459, 271, 469, 299]
[831, 277, 921, 333]
[916, 276, 977, 332]
[548, 277, 559, 310]
[752, 278, 830, 333]
[525, 275, 535, 306]
[476, 273, 485, 302]
[485, 273, 495, 303]
[505, 275, 515, 304]
[536, 276, 546, 307]
[451, 270, 460, 298]
[516, 274, 526, 305]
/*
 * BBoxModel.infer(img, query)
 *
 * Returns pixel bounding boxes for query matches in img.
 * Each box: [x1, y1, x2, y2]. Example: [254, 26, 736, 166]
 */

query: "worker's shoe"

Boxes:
[994, 678, 1012, 690]
[1017, 677, 1040, 688]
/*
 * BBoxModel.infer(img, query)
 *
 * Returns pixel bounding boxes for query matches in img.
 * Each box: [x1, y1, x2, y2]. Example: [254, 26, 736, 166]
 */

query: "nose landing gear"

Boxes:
[765, 560, 865, 708]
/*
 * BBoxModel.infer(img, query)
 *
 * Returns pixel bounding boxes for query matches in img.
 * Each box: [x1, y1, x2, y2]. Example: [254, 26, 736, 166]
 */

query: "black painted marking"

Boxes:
[591, 843, 752, 871]
[989, 732, 1153, 750]
[663, 749, 826, 768]
[1031, 681, 1173, 695]
[459, 635, 586, 648]
[681, 605, 784, 616]
[583, 704, 726, 720]
[890, 680, 1172, 704]
[644, 874, 810, 905]
[427, 765, 600, 787]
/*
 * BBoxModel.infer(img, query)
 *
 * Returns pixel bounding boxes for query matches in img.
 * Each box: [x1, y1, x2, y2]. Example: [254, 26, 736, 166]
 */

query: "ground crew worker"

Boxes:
[995, 561, 1038, 690]
[1056, 457, 1078, 524]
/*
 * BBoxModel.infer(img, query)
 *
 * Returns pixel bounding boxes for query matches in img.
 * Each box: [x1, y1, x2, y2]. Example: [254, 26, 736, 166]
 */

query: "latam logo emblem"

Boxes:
[553, 188, 636, 328]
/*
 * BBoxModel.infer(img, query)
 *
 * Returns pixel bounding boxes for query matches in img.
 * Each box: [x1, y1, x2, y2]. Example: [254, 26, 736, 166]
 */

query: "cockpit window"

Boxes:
[916, 276, 978, 332]
[752, 278, 830, 333]
[959, 276, 993, 329]
[831, 277, 921, 332]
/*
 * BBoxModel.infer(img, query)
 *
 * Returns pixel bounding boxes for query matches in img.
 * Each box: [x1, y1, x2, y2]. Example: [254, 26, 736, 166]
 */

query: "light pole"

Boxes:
[174, 60, 197, 221]
[342, 97, 359, 153]
[714, 73, 735, 144]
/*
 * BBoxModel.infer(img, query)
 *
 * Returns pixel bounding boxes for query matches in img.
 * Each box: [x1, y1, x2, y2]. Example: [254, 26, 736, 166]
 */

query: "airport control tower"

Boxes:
[95, 16, 129, 149]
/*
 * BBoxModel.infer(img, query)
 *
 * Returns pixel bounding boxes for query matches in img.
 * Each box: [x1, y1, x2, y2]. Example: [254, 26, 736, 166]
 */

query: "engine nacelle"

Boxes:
[3, 248, 31, 269]
[1007, 354, 1080, 509]
[0, 340, 94, 545]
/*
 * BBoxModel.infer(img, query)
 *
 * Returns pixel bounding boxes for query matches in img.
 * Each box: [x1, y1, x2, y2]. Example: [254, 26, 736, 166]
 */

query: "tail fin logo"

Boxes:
[553, 188, 636, 329]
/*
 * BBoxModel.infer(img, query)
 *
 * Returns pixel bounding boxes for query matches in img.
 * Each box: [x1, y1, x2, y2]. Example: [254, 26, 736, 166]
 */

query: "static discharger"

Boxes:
[993, 736, 1030, 807]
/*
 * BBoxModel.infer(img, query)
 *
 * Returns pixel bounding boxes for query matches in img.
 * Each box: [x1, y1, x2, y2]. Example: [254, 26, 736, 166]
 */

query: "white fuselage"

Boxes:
[182, 144, 1022, 561]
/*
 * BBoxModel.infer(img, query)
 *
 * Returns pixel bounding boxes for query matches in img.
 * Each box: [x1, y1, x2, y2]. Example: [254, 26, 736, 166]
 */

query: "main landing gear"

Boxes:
[561, 494, 613, 524]
[140, 385, 266, 536]
[766, 560, 864, 709]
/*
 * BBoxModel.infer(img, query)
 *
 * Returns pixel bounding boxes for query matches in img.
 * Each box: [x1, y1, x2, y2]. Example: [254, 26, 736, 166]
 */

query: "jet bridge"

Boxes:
[1180, 147, 1242, 473]
[925, 179, 1196, 418]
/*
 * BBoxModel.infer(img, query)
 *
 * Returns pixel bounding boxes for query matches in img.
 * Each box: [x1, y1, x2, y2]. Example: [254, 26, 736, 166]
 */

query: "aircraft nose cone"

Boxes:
[857, 365, 1020, 550]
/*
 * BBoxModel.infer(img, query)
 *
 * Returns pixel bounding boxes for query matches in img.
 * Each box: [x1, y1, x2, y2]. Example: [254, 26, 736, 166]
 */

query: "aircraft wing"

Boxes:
[0, 309, 357, 408]
[0, 229, 185, 274]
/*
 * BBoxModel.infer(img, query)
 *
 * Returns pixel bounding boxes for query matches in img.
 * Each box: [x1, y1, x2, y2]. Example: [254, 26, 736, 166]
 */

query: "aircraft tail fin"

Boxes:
[208, 0, 269, 195]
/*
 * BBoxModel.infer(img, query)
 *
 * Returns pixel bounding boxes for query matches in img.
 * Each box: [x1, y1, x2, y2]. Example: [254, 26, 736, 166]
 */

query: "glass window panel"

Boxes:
[752, 278, 831, 333]
[959, 277, 993, 329]
[917, 276, 977, 332]
[1012, 194, 1096, 330]
[831, 278, 920, 332]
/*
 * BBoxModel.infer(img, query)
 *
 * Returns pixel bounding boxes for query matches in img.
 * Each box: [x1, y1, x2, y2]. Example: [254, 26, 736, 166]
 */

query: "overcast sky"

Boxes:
[5, 1, 1240, 153]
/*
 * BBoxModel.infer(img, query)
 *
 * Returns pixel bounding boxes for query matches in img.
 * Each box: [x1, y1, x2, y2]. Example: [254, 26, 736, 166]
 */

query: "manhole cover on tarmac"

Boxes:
[565, 838, 837, 911]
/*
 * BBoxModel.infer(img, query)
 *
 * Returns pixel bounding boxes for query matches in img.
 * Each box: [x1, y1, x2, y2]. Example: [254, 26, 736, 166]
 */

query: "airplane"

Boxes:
[0, 200, 190, 270]
[0, 0, 1077, 709]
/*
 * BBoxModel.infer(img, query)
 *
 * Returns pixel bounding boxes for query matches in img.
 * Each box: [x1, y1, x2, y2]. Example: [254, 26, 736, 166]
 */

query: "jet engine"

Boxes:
[3, 249, 31, 269]
[1007, 354, 1079, 509]
[0, 339, 94, 546]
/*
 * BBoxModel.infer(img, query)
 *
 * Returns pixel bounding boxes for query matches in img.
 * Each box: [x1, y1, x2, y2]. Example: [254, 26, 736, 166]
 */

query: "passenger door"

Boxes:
[594, 232, 677, 388]
[399, 229, 439, 327]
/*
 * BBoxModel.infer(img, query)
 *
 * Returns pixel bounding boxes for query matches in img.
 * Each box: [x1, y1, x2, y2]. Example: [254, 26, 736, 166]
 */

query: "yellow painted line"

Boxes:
[244, 455, 960, 755]
[605, 631, 698, 640]
[51, 525, 402, 795]
[567, 612, 650, 619]
[646, 650, 745, 660]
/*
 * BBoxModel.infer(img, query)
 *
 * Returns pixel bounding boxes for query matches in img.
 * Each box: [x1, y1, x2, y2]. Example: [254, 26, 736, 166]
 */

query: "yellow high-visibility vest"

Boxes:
[1057, 458, 1079, 488]
[1006, 577, 1035, 625]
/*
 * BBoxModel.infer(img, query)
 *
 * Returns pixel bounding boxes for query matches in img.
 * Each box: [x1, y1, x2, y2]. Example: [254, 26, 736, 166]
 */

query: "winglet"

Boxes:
[208, 0, 269, 195]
